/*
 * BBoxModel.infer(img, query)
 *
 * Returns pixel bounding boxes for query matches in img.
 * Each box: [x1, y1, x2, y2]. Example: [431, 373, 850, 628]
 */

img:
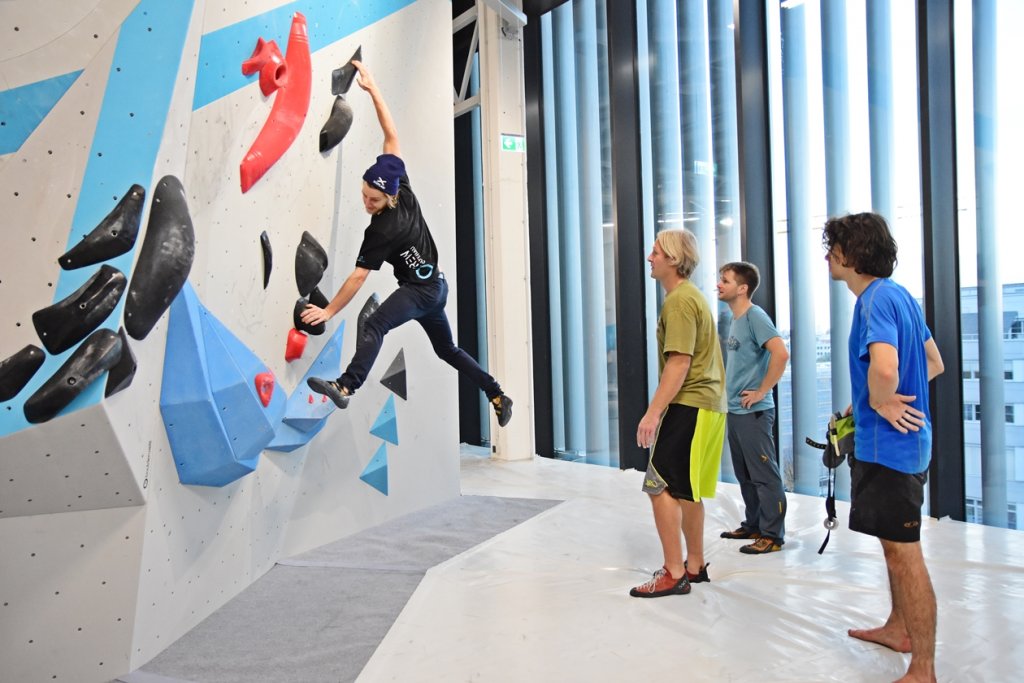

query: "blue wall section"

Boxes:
[193, 0, 416, 110]
[0, 0, 196, 439]
[0, 70, 82, 154]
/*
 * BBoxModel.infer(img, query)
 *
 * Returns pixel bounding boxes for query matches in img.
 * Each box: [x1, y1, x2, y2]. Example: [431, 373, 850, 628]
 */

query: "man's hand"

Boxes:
[351, 59, 376, 94]
[636, 412, 661, 449]
[300, 304, 331, 327]
[739, 388, 767, 409]
[874, 393, 924, 434]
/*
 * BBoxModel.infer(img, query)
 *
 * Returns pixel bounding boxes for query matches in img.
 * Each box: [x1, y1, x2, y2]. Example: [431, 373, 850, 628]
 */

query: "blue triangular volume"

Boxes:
[267, 321, 345, 451]
[160, 284, 253, 486]
[369, 394, 398, 445]
[199, 310, 273, 469]
[359, 442, 388, 495]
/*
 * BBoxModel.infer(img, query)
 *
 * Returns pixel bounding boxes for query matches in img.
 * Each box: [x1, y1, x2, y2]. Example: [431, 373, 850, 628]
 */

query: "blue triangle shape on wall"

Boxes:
[369, 394, 398, 445]
[359, 442, 388, 495]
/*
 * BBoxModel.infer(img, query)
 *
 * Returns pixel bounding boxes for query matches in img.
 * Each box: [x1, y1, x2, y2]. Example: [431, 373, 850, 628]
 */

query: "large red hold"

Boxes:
[239, 12, 312, 193]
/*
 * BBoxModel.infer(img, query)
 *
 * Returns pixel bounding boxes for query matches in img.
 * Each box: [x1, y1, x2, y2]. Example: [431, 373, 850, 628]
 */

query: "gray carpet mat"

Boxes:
[127, 495, 560, 683]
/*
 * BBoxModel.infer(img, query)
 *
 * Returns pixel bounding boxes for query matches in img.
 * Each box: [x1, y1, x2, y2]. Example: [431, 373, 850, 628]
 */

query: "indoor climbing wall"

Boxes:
[0, 1, 460, 681]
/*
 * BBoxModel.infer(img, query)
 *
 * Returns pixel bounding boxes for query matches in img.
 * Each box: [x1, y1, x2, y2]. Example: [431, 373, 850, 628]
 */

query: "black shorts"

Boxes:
[848, 454, 927, 543]
[642, 404, 725, 502]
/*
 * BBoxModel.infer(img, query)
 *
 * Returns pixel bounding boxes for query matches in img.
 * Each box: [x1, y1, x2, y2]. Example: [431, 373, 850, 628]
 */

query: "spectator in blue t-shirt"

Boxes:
[824, 212, 944, 683]
[716, 262, 789, 554]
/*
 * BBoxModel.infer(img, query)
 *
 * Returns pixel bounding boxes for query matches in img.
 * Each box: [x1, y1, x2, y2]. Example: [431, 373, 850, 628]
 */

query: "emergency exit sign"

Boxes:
[500, 133, 526, 153]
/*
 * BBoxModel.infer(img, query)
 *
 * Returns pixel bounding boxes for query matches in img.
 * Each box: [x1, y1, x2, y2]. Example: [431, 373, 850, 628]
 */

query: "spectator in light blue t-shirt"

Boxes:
[716, 262, 789, 554]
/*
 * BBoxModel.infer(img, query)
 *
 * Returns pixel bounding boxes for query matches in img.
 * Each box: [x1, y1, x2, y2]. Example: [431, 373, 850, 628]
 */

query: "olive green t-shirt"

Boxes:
[657, 280, 727, 413]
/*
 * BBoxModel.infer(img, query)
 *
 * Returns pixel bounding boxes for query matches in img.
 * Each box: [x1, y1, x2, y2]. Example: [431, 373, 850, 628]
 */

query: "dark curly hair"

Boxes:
[822, 212, 898, 278]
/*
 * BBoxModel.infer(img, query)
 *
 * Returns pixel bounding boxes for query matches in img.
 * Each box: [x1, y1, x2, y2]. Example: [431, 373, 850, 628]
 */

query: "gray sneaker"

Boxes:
[307, 377, 349, 409]
[491, 394, 513, 427]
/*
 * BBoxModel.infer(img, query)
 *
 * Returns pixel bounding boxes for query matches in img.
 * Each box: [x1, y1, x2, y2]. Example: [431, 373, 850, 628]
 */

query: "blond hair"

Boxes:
[655, 228, 699, 279]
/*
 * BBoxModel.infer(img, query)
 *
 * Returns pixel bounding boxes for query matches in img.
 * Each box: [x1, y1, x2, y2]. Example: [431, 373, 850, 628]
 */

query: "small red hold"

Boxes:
[285, 328, 307, 362]
[321, 395, 327, 403]
[254, 371, 275, 407]
[241, 37, 289, 96]
[307, 394, 314, 404]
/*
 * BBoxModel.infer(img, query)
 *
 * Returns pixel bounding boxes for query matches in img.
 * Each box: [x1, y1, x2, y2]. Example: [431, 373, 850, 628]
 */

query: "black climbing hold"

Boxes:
[357, 292, 380, 343]
[292, 286, 329, 336]
[124, 175, 195, 340]
[23, 328, 122, 424]
[32, 264, 127, 355]
[331, 46, 362, 96]
[260, 230, 272, 289]
[319, 96, 353, 153]
[380, 348, 407, 400]
[58, 184, 145, 270]
[294, 230, 327, 297]
[0, 344, 45, 402]
[105, 327, 136, 397]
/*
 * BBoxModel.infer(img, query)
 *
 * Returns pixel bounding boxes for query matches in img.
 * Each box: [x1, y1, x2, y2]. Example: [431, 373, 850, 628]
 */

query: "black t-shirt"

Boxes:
[355, 174, 439, 285]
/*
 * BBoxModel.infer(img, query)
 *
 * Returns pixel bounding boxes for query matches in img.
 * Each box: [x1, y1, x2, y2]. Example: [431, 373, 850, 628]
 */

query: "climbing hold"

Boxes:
[292, 287, 328, 336]
[0, 344, 45, 402]
[241, 37, 288, 97]
[319, 96, 353, 153]
[380, 348, 407, 400]
[331, 46, 362, 95]
[357, 293, 380, 342]
[260, 230, 273, 289]
[254, 371, 275, 407]
[239, 12, 312, 193]
[105, 327, 137, 398]
[124, 175, 195, 340]
[285, 328, 307, 362]
[59, 184, 145, 270]
[23, 328, 122, 424]
[32, 264, 126, 355]
[359, 442, 388, 495]
[294, 230, 327, 297]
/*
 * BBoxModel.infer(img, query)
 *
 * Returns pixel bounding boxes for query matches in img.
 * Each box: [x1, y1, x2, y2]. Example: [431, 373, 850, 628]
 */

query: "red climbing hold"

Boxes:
[241, 37, 288, 96]
[239, 12, 312, 193]
[255, 371, 275, 407]
[285, 328, 307, 362]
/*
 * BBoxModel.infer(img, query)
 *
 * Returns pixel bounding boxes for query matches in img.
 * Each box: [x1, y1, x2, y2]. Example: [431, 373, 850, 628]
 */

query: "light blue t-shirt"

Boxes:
[849, 278, 934, 474]
[724, 304, 781, 414]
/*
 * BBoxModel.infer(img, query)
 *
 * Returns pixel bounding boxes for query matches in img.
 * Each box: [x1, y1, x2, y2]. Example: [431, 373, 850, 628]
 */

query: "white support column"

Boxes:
[476, 0, 534, 460]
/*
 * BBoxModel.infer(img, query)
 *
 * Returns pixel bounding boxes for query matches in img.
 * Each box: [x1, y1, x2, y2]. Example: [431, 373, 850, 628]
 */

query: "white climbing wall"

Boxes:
[0, 1, 460, 680]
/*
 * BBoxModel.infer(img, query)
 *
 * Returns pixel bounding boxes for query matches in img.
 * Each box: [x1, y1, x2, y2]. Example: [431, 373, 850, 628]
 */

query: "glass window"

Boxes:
[954, 0, 1023, 528]
[538, 1, 618, 466]
[766, 0, 920, 496]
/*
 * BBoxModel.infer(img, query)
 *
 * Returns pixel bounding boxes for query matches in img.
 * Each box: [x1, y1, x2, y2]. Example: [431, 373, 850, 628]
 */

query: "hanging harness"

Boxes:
[804, 411, 855, 554]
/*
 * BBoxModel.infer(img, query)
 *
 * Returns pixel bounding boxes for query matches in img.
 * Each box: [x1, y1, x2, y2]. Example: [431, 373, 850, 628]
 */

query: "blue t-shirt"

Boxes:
[848, 278, 934, 474]
[724, 304, 781, 414]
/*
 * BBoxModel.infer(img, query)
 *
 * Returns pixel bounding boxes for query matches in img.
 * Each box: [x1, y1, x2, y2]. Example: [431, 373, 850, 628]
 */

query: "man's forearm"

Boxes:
[758, 353, 787, 394]
[367, 86, 399, 150]
[867, 363, 899, 411]
[325, 271, 367, 317]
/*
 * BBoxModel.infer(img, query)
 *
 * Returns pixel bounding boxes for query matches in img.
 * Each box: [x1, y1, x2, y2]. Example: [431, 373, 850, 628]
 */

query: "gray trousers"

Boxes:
[727, 409, 787, 543]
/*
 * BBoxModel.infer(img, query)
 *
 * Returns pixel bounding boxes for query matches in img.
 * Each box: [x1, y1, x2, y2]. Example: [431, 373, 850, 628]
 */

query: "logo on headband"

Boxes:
[372, 176, 387, 191]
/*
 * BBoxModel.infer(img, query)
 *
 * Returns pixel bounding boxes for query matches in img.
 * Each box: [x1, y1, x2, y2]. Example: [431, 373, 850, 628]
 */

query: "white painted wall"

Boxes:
[0, 1, 459, 680]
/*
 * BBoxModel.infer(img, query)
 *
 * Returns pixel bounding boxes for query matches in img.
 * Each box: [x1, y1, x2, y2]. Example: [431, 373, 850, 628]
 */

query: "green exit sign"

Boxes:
[500, 133, 526, 153]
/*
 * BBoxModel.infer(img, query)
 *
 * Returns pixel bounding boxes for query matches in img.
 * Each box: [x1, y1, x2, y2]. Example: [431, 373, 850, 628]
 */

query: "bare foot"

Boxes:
[892, 670, 936, 683]
[848, 626, 912, 653]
